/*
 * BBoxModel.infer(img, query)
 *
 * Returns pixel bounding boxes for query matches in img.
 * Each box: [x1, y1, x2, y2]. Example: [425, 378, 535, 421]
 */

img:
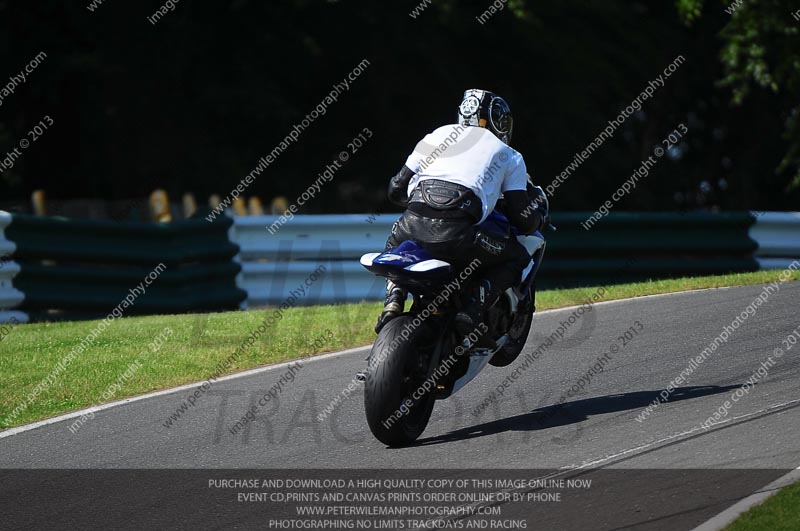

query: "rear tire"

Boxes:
[489, 284, 535, 367]
[364, 315, 436, 446]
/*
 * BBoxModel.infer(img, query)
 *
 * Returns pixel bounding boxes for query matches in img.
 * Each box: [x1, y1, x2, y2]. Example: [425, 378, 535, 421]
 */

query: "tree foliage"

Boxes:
[0, 0, 796, 214]
[678, 0, 800, 183]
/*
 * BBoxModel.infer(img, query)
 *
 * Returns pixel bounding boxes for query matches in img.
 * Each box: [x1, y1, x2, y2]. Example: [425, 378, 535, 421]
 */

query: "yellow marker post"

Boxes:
[270, 196, 289, 215]
[182, 193, 197, 219]
[248, 197, 265, 216]
[31, 190, 46, 216]
[149, 189, 172, 223]
[232, 197, 247, 217]
[208, 194, 222, 210]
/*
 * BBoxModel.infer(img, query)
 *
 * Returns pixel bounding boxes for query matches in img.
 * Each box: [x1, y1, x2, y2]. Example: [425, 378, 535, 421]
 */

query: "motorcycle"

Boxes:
[359, 210, 550, 446]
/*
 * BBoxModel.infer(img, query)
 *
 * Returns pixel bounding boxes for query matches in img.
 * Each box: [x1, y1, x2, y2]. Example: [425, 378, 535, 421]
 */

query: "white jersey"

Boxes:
[404, 124, 528, 223]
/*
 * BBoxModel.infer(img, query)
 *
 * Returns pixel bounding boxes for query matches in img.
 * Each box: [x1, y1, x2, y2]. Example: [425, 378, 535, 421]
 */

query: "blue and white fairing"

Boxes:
[479, 210, 546, 282]
[360, 211, 545, 287]
[360, 240, 454, 291]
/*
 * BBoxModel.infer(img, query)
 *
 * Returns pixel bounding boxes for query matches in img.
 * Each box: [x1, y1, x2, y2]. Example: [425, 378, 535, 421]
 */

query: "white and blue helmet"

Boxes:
[457, 89, 513, 145]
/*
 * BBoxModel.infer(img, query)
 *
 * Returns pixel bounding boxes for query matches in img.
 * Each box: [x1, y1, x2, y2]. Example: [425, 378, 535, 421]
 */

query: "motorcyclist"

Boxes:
[376, 89, 549, 347]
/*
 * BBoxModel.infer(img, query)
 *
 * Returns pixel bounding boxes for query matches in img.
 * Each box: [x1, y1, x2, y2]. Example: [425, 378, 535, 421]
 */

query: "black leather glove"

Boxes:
[527, 183, 550, 229]
[388, 165, 415, 206]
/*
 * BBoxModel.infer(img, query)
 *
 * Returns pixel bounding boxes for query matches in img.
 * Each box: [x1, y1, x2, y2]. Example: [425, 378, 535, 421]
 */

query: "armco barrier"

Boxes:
[3, 211, 246, 319]
[232, 215, 390, 306]
[537, 212, 759, 287]
[748, 212, 800, 270]
[0, 211, 27, 324]
[231, 211, 785, 306]
[3, 210, 795, 315]
[235, 215, 394, 261]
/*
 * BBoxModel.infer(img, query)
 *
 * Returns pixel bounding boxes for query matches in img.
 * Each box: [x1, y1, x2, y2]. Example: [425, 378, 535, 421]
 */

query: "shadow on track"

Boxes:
[411, 385, 741, 447]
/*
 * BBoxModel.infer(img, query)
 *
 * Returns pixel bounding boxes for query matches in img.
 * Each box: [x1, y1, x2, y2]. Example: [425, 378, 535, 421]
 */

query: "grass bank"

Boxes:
[724, 481, 800, 530]
[1, 269, 797, 428]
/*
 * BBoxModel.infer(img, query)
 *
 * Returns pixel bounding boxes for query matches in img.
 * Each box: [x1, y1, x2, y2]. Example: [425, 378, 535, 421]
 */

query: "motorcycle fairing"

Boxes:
[360, 241, 453, 291]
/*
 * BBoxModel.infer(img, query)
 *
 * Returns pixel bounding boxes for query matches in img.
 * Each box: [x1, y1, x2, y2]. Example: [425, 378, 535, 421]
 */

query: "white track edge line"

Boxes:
[0, 282, 784, 439]
[565, 398, 800, 471]
[0, 344, 371, 439]
[691, 465, 800, 531]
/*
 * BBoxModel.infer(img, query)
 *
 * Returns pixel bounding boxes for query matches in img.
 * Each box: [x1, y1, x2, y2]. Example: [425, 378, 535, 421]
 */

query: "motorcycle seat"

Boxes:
[360, 240, 452, 277]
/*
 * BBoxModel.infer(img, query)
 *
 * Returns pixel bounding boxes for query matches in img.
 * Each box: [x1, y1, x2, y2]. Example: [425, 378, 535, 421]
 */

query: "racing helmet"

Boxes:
[457, 89, 513, 144]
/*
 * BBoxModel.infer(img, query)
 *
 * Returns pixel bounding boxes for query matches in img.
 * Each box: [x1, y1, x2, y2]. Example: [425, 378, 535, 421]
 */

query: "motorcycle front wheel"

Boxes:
[364, 315, 436, 446]
[489, 283, 535, 367]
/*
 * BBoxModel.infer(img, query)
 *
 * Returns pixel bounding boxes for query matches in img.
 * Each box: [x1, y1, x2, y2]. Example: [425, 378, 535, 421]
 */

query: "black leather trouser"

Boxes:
[386, 210, 531, 296]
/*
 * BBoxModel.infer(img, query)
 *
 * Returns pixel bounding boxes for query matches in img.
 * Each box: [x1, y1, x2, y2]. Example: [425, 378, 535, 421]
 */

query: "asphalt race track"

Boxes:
[2, 282, 799, 530]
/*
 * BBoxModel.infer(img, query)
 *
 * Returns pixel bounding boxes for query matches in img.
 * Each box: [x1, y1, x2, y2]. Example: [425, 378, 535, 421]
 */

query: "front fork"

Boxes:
[518, 239, 546, 305]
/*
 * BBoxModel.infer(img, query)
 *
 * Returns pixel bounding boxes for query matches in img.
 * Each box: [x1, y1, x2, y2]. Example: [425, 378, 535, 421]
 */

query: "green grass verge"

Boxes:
[724, 481, 800, 530]
[1, 269, 797, 428]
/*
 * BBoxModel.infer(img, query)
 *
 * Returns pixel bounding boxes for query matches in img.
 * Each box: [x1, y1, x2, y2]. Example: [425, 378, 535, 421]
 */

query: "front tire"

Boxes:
[489, 284, 535, 367]
[364, 315, 436, 446]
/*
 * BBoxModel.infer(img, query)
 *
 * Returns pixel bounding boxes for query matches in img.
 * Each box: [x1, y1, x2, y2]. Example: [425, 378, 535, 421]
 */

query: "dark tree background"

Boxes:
[0, 0, 797, 216]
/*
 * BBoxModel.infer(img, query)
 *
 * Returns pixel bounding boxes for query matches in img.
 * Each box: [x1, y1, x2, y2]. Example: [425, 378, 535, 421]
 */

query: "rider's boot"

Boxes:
[375, 280, 407, 334]
[455, 279, 498, 349]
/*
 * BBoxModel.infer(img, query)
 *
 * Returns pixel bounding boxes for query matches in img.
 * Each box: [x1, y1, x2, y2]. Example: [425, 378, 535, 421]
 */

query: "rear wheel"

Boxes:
[489, 283, 535, 367]
[364, 315, 436, 446]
